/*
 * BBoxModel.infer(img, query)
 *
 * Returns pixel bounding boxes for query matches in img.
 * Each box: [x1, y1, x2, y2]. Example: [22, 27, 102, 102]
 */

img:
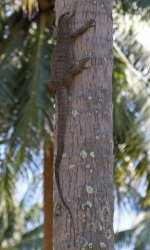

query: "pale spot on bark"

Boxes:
[86, 164, 91, 169]
[89, 242, 93, 248]
[72, 110, 80, 117]
[90, 152, 95, 158]
[105, 229, 112, 239]
[96, 135, 100, 140]
[80, 150, 88, 158]
[88, 96, 93, 100]
[87, 222, 97, 232]
[76, 236, 88, 248]
[68, 164, 76, 169]
[86, 185, 94, 194]
[82, 200, 93, 209]
[87, 201, 92, 207]
[81, 203, 86, 209]
[100, 242, 107, 248]
[98, 223, 103, 231]
[99, 202, 111, 222]
[62, 153, 67, 158]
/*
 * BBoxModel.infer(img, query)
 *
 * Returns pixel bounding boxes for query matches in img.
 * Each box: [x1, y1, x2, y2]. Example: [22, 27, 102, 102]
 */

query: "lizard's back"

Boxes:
[51, 36, 72, 82]
[51, 18, 72, 153]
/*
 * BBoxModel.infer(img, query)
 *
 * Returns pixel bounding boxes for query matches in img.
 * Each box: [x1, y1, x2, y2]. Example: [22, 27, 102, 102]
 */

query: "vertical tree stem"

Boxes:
[54, 0, 114, 249]
[43, 141, 53, 250]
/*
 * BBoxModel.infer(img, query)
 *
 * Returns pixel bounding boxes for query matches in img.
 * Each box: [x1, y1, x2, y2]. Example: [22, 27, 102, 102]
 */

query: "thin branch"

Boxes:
[113, 42, 149, 86]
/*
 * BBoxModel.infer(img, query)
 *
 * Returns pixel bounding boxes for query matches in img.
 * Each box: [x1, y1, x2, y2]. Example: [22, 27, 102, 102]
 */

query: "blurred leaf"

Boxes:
[115, 211, 150, 250]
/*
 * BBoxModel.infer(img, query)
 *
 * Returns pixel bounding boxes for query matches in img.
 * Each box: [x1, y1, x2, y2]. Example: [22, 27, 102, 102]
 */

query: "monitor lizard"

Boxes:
[49, 5, 95, 245]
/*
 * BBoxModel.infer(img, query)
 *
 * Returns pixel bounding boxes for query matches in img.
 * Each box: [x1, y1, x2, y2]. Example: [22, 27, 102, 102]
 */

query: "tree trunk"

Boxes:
[43, 141, 53, 250]
[54, 0, 114, 249]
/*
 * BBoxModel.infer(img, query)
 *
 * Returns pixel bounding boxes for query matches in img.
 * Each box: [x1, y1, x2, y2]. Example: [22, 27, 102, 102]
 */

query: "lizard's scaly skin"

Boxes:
[49, 8, 95, 245]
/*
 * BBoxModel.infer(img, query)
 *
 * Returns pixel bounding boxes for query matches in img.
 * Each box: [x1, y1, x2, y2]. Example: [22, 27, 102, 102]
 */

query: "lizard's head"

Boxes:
[57, 12, 74, 38]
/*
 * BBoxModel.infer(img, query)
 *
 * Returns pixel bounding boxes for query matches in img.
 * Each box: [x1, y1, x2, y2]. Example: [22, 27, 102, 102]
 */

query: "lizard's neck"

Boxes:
[57, 36, 70, 43]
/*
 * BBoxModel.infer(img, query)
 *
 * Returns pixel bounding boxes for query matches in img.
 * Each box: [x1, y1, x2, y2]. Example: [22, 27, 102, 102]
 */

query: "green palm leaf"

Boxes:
[115, 211, 150, 250]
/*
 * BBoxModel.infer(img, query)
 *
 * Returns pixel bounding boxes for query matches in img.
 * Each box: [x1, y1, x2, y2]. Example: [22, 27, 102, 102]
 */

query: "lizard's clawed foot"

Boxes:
[86, 19, 96, 28]
[79, 56, 90, 65]
[78, 55, 91, 69]
[63, 55, 91, 86]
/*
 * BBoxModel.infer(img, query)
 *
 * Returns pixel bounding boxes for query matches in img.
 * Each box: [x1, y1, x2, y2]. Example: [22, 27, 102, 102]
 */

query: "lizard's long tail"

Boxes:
[55, 154, 76, 245]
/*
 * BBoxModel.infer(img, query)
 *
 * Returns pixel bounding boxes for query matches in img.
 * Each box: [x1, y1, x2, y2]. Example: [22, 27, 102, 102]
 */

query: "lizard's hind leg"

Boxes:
[63, 56, 91, 87]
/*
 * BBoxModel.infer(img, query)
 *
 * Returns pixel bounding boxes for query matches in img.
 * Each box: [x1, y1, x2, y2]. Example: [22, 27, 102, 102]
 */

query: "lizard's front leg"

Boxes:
[70, 19, 96, 38]
[62, 56, 91, 87]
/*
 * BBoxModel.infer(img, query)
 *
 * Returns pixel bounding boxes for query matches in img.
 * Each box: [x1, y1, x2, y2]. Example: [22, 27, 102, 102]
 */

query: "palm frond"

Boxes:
[9, 15, 54, 150]
[10, 238, 42, 250]
[138, 0, 150, 8]
[22, 0, 39, 19]
[0, 170, 43, 250]
[114, 13, 150, 81]
[134, 212, 150, 249]
[19, 175, 42, 209]
[114, 0, 150, 19]
[115, 228, 134, 249]
[0, 15, 55, 178]
[113, 50, 150, 206]
[0, 20, 27, 108]
[115, 212, 150, 250]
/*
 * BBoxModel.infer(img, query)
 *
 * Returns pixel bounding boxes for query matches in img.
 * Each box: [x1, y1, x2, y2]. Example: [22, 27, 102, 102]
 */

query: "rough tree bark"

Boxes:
[54, 0, 114, 249]
[43, 141, 53, 250]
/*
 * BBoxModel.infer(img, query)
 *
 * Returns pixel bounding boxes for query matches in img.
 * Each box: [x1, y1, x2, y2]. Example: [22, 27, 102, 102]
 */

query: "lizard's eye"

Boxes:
[64, 11, 75, 20]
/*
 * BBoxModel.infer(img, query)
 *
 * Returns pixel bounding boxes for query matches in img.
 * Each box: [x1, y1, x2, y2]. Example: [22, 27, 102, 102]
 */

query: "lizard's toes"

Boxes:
[79, 56, 91, 65]
[87, 19, 96, 27]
